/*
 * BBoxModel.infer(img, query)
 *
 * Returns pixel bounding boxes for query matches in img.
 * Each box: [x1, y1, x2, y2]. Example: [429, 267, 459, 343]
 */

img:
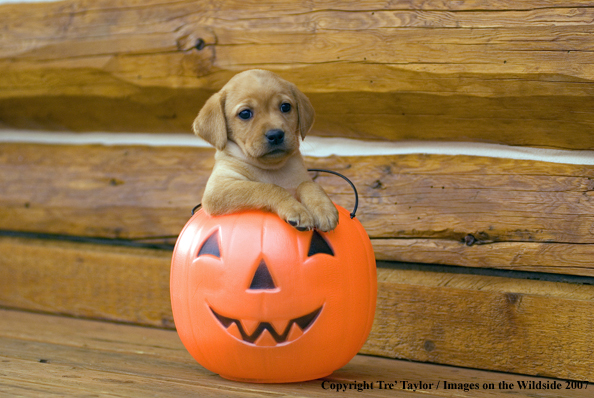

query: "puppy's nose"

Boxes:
[265, 129, 285, 146]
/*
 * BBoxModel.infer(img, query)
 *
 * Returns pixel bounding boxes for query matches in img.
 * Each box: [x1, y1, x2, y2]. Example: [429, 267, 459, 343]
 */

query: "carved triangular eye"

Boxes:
[307, 231, 334, 257]
[197, 231, 221, 258]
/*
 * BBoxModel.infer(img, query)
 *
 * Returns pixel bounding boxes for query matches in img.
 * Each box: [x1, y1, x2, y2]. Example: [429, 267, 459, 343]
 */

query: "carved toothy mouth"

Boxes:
[210, 307, 322, 347]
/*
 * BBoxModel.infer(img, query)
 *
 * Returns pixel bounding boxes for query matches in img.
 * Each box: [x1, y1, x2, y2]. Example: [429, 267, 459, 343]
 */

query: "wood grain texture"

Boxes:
[2, 1, 594, 148]
[362, 267, 594, 381]
[373, 239, 594, 276]
[4, 309, 588, 397]
[0, 143, 212, 240]
[2, 143, 594, 276]
[2, 239, 594, 381]
[0, 237, 174, 328]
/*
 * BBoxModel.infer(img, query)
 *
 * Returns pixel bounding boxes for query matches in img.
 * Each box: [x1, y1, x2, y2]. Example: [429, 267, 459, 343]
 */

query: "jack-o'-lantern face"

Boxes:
[170, 205, 376, 383]
[198, 229, 333, 347]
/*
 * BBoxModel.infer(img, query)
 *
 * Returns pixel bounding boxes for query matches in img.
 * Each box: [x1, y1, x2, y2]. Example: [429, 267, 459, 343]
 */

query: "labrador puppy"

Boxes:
[193, 69, 338, 232]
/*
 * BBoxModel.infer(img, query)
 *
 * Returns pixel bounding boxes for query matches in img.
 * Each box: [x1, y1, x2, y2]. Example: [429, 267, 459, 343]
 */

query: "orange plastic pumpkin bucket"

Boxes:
[170, 171, 376, 383]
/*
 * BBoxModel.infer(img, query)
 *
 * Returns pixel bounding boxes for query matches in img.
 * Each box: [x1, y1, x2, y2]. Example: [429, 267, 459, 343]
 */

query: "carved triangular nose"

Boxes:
[249, 260, 276, 290]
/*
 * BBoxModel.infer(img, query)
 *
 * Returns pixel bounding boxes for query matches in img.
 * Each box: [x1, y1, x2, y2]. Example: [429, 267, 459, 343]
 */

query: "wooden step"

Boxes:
[1, 309, 590, 397]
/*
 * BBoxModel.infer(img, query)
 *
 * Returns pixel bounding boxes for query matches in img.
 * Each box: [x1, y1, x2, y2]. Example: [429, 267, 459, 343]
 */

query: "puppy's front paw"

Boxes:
[296, 181, 339, 232]
[311, 201, 339, 232]
[279, 202, 315, 231]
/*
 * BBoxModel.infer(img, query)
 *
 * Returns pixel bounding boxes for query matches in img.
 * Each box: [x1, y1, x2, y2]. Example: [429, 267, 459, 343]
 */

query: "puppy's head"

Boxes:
[193, 69, 314, 168]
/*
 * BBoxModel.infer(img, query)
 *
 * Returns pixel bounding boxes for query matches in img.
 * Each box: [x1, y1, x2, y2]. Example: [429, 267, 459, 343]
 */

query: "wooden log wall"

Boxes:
[2, 0, 594, 383]
[2, 143, 594, 277]
[2, 142, 594, 382]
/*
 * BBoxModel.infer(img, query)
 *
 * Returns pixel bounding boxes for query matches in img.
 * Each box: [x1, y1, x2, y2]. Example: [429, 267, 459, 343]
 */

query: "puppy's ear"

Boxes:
[192, 92, 228, 150]
[291, 85, 315, 139]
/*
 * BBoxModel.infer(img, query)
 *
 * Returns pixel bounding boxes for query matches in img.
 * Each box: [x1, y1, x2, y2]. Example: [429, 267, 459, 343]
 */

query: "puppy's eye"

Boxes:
[238, 109, 253, 120]
[280, 103, 291, 113]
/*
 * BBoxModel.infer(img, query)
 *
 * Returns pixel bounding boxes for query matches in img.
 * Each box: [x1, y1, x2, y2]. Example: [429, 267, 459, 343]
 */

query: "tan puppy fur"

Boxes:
[193, 69, 338, 232]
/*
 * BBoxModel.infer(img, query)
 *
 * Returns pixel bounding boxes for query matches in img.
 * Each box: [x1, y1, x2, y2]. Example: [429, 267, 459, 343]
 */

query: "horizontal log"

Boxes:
[372, 239, 594, 277]
[0, 143, 213, 240]
[0, 237, 173, 327]
[2, 1, 594, 148]
[2, 143, 594, 275]
[362, 267, 594, 381]
[2, 236, 593, 380]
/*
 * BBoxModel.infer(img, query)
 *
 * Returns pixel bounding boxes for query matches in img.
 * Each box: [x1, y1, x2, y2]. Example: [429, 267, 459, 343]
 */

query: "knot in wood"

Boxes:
[195, 38, 206, 51]
[371, 180, 384, 189]
[464, 234, 477, 246]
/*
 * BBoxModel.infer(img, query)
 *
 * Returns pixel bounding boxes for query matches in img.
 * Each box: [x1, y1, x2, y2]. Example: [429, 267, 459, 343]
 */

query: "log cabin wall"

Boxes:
[1, 0, 594, 382]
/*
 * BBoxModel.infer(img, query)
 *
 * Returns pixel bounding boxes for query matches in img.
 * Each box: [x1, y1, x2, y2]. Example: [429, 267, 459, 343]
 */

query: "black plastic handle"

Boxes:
[192, 169, 359, 219]
[191, 203, 202, 215]
[307, 168, 358, 219]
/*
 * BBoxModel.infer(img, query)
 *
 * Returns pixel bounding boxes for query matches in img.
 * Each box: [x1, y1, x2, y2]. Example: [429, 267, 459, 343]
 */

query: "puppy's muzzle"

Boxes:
[265, 129, 285, 146]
